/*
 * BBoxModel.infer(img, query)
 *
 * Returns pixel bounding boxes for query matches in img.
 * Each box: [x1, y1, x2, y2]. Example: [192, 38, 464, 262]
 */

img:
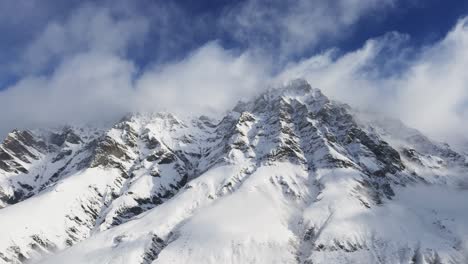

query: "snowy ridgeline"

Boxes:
[0, 80, 467, 264]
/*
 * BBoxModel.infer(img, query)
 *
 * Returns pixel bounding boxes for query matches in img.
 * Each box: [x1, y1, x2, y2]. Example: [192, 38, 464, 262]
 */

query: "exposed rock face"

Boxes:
[49, 128, 82, 147]
[0, 80, 467, 264]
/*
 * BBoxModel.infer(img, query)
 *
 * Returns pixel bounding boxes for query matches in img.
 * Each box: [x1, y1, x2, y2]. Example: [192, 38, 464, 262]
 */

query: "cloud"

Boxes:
[0, 41, 268, 136]
[0, 52, 135, 134]
[278, 17, 468, 145]
[0, 0, 86, 84]
[395, 17, 468, 143]
[134, 43, 269, 115]
[276, 31, 411, 107]
[0, 0, 277, 138]
[16, 3, 149, 75]
[221, 0, 396, 59]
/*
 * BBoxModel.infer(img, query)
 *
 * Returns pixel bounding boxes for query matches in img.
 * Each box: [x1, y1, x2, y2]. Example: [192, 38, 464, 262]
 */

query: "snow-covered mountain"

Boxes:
[1, 79, 468, 264]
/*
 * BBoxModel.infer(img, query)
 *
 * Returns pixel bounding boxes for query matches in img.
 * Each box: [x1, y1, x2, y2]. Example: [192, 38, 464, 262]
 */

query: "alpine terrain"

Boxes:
[0, 79, 467, 264]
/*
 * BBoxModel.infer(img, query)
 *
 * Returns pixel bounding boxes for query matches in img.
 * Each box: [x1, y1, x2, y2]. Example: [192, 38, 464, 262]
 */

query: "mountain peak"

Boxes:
[283, 78, 313, 93]
[233, 79, 327, 114]
[265, 78, 316, 98]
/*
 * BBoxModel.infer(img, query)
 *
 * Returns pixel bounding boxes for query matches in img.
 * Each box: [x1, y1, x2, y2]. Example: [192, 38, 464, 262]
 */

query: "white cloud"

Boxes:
[395, 17, 468, 143]
[276, 32, 410, 107]
[134, 42, 269, 115]
[0, 52, 135, 133]
[17, 3, 149, 74]
[0, 41, 268, 136]
[278, 17, 468, 145]
[221, 0, 396, 59]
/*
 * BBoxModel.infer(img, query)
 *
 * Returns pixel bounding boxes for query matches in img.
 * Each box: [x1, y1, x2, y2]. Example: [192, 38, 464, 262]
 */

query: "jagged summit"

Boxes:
[233, 79, 327, 112]
[1, 80, 468, 264]
[264, 78, 316, 98]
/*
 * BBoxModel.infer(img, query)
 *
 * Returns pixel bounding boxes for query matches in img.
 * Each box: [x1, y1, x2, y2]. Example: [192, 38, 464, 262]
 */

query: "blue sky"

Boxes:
[1, 0, 467, 87]
[0, 0, 468, 145]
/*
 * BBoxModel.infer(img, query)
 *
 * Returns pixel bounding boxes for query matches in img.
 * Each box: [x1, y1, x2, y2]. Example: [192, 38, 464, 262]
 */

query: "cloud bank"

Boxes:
[222, 0, 396, 59]
[0, 0, 467, 147]
[279, 17, 468, 144]
[0, 1, 270, 134]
